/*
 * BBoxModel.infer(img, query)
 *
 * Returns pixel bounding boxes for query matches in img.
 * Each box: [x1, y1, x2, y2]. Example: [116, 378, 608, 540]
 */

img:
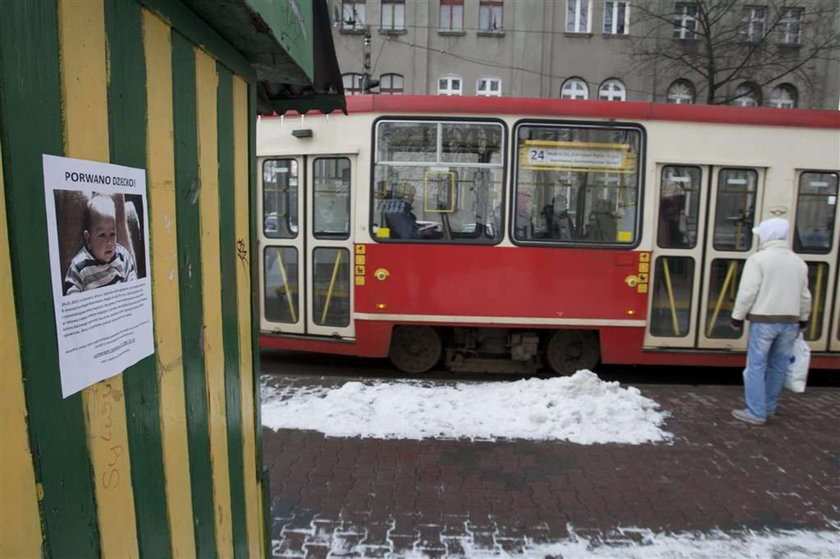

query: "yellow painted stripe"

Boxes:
[142, 10, 197, 559]
[58, 2, 139, 556]
[0, 140, 43, 557]
[195, 47, 234, 557]
[233, 76, 264, 558]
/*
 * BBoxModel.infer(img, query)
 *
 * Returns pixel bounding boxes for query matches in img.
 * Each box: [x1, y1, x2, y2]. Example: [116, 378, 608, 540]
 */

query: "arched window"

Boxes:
[477, 77, 502, 96]
[560, 77, 589, 100]
[380, 73, 404, 95]
[733, 82, 761, 107]
[438, 75, 463, 96]
[666, 79, 696, 104]
[598, 78, 626, 101]
[769, 84, 798, 108]
[342, 73, 364, 95]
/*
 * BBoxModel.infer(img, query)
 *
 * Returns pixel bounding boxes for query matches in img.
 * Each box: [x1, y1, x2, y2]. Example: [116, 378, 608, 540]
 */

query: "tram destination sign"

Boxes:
[520, 141, 636, 174]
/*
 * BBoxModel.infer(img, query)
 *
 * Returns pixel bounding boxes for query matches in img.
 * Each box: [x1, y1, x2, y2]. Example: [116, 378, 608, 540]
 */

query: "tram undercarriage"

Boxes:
[388, 325, 601, 375]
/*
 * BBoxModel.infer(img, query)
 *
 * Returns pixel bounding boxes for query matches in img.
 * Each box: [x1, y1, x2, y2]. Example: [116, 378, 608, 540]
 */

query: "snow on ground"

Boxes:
[405, 527, 840, 558]
[261, 370, 672, 444]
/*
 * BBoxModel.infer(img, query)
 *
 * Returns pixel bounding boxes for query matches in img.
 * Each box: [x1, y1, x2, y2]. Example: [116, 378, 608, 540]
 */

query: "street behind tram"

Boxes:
[260, 351, 839, 557]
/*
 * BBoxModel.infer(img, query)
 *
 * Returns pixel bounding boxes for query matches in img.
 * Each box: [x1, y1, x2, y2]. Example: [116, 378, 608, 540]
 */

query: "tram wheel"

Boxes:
[388, 326, 442, 374]
[544, 330, 599, 375]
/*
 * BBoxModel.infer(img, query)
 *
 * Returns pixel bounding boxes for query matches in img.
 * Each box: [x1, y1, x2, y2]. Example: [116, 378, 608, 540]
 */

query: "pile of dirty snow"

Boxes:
[261, 370, 671, 444]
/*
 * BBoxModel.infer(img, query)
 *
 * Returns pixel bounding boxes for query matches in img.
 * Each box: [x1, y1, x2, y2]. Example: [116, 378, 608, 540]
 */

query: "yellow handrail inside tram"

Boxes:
[662, 258, 681, 336]
[707, 260, 738, 338]
[320, 250, 343, 324]
[275, 247, 297, 323]
[808, 264, 824, 340]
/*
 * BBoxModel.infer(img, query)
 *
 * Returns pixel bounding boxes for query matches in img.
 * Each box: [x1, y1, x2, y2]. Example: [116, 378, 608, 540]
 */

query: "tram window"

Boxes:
[314, 157, 351, 239]
[658, 166, 700, 249]
[263, 159, 298, 239]
[373, 119, 504, 244]
[263, 246, 299, 324]
[804, 262, 829, 341]
[312, 248, 351, 327]
[713, 169, 757, 252]
[649, 256, 695, 337]
[794, 172, 838, 254]
[705, 258, 744, 339]
[513, 124, 642, 246]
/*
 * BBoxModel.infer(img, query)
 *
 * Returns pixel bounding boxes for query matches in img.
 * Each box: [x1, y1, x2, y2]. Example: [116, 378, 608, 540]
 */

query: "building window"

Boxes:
[604, 1, 629, 35]
[438, 75, 462, 96]
[673, 3, 698, 39]
[342, 73, 364, 95]
[381, 0, 405, 31]
[560, 78, 589, 100]
[380, 73, 405, 94]
[740, 6, 765, 42]
[599, 79, 626, 101]
[769, 84, 797, 108]
[341, 0, 366, 31]
[479, 1, 504, 32]
[732, 82, 761, 107]
[439, 0, 464, 32]
[779, 8, 802, 45]
[666, 79, 695, 104]
[477, 77, 502, 96]
[566, 0, 591, 33]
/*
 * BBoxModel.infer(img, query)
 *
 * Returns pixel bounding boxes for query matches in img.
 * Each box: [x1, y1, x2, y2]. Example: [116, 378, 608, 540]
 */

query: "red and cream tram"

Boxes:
[257, 95, 840, 374]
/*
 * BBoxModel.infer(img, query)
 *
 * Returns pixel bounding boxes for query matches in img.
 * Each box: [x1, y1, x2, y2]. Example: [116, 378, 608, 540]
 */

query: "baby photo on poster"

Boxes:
[43, 155, 154, 398]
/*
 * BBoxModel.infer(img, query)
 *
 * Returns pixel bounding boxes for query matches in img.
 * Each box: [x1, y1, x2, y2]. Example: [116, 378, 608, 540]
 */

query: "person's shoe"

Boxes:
[731, 409, 766, 425]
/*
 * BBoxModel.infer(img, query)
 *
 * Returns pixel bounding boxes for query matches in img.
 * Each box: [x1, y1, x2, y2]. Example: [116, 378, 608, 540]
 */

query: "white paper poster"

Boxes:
[42, 155, 154, 397]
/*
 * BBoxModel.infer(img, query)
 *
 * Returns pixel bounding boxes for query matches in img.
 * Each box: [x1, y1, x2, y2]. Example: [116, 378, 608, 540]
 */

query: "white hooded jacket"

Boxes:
[732, 218, 811, 324]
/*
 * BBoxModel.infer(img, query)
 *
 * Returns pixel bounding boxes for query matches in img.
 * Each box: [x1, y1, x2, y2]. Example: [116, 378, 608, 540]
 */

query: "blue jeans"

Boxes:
[743, 322, 799, 419]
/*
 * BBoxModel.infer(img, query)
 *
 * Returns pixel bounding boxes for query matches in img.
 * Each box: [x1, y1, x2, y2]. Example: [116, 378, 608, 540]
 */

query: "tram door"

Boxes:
[645, 165, 765, 351]
[259, 155, 355, 338]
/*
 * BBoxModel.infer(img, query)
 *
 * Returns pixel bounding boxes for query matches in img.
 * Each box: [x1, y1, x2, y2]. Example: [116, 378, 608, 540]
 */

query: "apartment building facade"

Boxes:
[331, 0, 840, 109]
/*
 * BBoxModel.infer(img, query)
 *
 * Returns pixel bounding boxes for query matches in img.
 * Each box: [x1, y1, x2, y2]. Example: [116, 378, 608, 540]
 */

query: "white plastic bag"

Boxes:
[784, 334, 810, 393]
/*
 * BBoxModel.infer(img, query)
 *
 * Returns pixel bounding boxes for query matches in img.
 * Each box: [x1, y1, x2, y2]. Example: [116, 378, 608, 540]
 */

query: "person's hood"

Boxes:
[752, 217, 789, 243]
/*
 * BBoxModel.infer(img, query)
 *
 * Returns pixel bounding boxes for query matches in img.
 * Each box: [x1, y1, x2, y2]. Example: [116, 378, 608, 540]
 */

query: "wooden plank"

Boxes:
[236, 75, 267, 558]
[217, 64, 249, 559]
[105, 1, 170, 556]
[171, 30, 217, 559]
[0, 1, 98, 556]
[195, 46, 235, 558]
[0, 139, 43, 558]
[57, 1, 140, 555]
[142, 10, 197, 558]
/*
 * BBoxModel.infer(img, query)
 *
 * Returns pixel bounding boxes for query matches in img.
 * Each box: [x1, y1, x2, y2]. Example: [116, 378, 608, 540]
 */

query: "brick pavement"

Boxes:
[261, 376, 839, 557]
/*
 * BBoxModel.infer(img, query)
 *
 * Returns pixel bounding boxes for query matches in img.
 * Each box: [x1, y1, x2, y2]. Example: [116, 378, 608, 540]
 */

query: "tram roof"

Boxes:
[296, 95, 839, 129]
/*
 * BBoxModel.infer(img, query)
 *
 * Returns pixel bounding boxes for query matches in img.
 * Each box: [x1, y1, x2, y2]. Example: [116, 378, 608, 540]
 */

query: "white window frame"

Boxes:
[779, 8, 802, 45]
[733, 83, 761, 107]
[741, 6, 766, 42]
[439, 0, 464, 32]
[479, 1, 504, 32]
[599, 79, 626, 101]
[674, 2, 698, 40]
[380, 0, 405, 31]
[566, 0, 592, 33]
[476, 77, 502, 97]
[341, 0, 366, 31]
[603, 0, 629, 35]
[380, 73, 405, 95]
[560, 78, 589, 100]
[438, 75, 463, 96]
[666, 79, 696, 104]
[769, 84, 797, 108]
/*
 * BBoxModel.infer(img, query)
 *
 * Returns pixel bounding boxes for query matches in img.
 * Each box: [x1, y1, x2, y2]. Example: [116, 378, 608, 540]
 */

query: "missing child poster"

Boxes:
[43, 155, 154, 398]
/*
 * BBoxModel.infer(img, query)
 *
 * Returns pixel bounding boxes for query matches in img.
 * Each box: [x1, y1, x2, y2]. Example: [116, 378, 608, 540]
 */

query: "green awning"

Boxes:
[182, 0, 345, 114]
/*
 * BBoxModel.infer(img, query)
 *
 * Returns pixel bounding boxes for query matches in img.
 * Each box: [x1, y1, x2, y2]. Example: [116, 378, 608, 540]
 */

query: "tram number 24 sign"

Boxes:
[521, 141, 635, 174]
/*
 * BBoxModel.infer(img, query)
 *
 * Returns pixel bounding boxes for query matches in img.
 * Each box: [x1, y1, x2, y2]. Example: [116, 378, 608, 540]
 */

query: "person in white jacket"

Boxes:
[730, 217, 811, 425]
